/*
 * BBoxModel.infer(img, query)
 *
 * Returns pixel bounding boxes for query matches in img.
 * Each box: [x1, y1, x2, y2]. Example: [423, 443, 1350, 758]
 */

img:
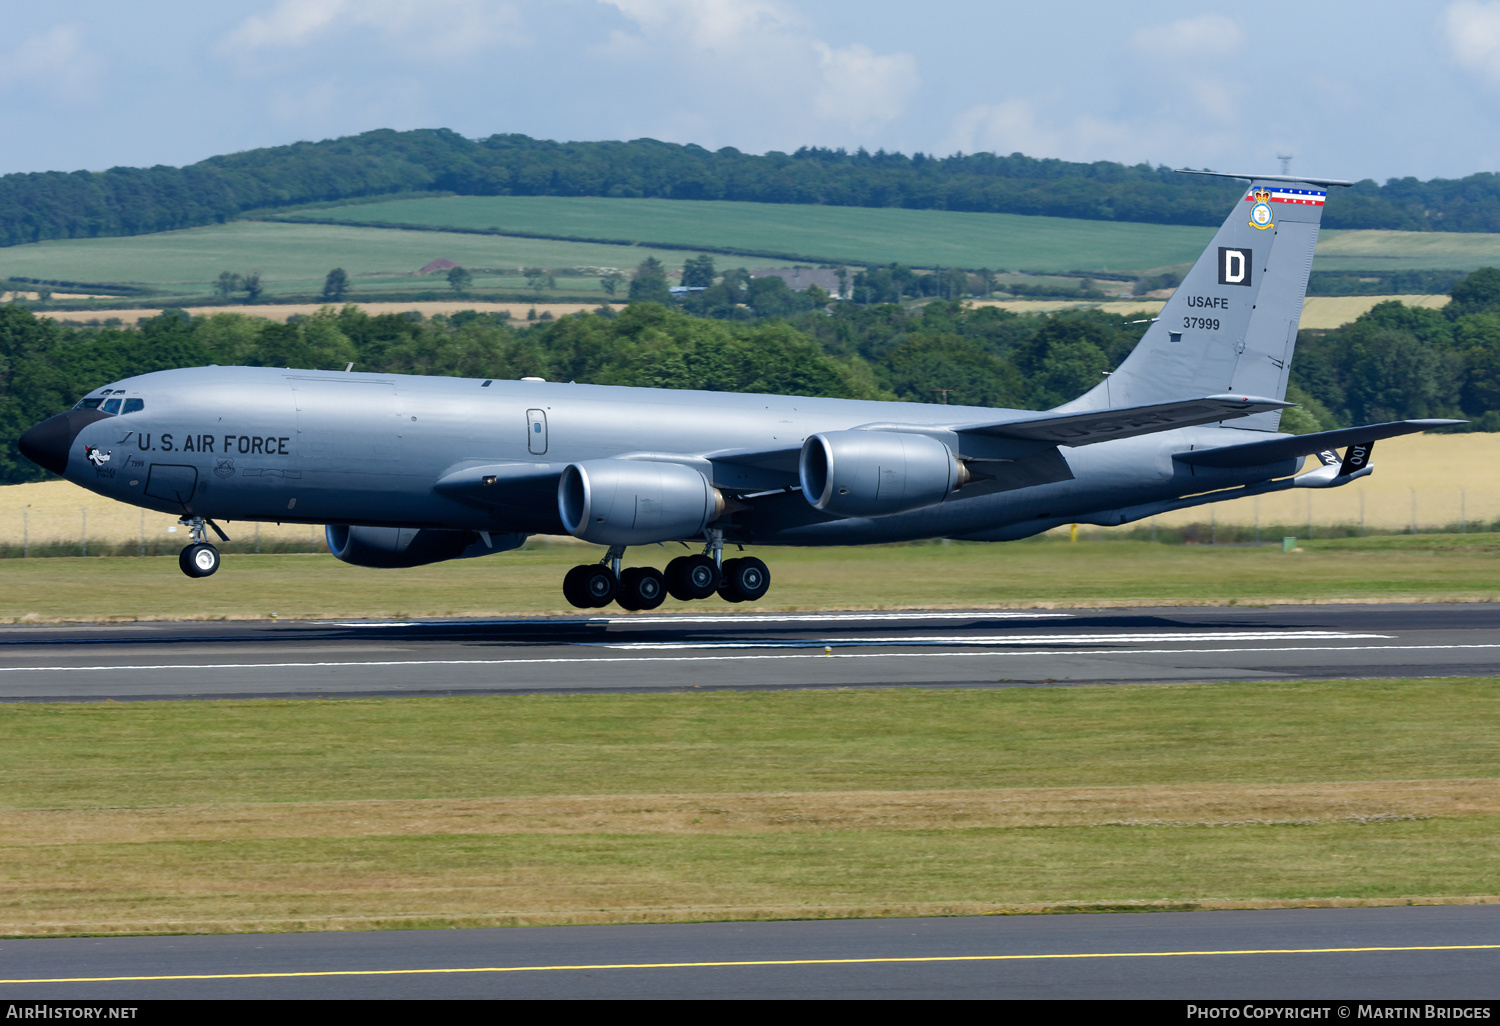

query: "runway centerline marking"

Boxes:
[326, 612, 1074, 628]
[597, 631, 1389, 650]
[3, 643, 1500, 674]
[4, 943, 1497, 984]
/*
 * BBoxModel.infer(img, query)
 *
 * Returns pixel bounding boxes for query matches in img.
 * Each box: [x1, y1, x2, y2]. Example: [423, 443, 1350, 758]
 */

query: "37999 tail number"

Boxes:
[1183, 316, 1220, 331]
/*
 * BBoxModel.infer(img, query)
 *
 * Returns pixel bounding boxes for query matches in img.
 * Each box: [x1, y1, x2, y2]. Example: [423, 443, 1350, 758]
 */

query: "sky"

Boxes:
[5, 0, 1500, 183]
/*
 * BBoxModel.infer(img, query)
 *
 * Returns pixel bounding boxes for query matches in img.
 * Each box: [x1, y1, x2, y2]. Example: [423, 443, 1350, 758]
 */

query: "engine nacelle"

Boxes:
[799, 430, 966, 518]
[325, 525, 524, 568]
[559, 459, 722, 545]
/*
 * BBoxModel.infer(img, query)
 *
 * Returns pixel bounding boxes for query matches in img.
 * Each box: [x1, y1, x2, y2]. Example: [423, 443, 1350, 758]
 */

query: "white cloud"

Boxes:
[597, 0, 919, 140]
[603, 0, 796, 51]
[1128, 14, 1245, 59]
[223, 0, 526, 60]
[0, 25, 99, 101]
[1446, 0, 1500, 83]
[814, 43, 919, 129]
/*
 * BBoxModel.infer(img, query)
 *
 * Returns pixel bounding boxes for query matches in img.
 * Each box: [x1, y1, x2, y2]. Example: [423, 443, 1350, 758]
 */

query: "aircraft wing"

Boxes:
[954, 394, 1291, 446]
[1173, 420, 1464, 468]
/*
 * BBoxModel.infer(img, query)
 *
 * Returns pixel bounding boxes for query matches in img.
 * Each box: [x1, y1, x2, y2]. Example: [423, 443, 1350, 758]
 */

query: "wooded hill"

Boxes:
[5, 129, 1500, 249]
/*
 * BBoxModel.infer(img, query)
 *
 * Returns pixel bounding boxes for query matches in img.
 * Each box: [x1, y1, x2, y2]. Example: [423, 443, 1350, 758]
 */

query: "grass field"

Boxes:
[1315, 229, 1500, 271]
[294, 196, 1500, 274]
[0, 533, 1494, 622]
[5, 199, 1499, 308]
[0, 221, 685, 303]
[1, 679, 1496, 935]
[282, 196, 1214, 273]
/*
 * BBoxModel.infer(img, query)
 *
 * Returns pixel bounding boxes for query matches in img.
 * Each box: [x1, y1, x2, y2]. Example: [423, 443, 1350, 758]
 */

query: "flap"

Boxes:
[955, 394, 1291, 447]
[1174, 420, 1464, 468]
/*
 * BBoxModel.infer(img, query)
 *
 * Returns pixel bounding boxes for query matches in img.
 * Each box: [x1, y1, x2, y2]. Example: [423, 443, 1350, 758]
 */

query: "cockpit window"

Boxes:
[102, 398, 121, 414]
[74, 397, 104, 410]
[122, 398, 144, 414]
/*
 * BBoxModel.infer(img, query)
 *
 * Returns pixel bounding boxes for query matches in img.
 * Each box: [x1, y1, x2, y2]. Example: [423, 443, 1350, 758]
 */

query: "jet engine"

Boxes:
[325, 525, 524, 568]
[799, 430, 968, 518]
[559, 459, 723, 545]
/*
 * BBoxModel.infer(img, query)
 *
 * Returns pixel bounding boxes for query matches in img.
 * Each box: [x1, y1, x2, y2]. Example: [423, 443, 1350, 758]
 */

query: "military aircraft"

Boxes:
[17, 171, 1459, 610]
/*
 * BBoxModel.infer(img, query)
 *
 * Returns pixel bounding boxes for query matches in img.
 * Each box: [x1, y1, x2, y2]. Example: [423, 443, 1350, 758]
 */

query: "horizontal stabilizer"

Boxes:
[1174, 420, 1464, 469]
[957, 395, 1291, 446]
[1174, 168, 1354, 188]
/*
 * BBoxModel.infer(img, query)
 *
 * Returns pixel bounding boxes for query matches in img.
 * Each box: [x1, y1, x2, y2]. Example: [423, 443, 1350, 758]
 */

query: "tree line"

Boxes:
[4, 267, 1499, 484]
[6, 128, 1500, 249]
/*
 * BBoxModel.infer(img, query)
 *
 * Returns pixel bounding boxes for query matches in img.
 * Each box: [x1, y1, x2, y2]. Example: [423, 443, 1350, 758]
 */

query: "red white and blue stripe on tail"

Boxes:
[1245, 187, 1326, 206]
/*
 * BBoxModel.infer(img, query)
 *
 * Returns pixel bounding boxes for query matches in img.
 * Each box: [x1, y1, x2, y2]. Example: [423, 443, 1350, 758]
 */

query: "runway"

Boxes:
[0, 602, 1496, 701]
[1, 905, 1497, 999]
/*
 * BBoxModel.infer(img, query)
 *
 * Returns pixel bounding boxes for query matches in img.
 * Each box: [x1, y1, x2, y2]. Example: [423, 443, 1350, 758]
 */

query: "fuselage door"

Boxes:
[527, 409, 548, 455]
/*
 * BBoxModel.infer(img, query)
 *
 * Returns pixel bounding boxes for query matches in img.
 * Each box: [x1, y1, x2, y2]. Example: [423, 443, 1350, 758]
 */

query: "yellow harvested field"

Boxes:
[0, 479, 321, 550]
[1, 432, 1485, 550]
[969, 294, 1447, 329]
[970, 298, 1166, 317]
[40, 300, 611, 325]
[37, 294, 1447, 331]
[1144, 431, 1492, 532]
[1300, 294, 1449, 328]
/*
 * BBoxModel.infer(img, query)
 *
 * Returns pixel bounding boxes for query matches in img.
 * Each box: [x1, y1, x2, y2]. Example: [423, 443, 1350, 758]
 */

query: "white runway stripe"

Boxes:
[327, 611, 1072, 628]
[1, 642, 1497, 674]
[598, 630, 1388, 650]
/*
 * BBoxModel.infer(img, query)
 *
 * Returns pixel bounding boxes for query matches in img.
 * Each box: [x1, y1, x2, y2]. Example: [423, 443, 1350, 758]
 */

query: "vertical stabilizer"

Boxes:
[1063, 171, 1349, 430]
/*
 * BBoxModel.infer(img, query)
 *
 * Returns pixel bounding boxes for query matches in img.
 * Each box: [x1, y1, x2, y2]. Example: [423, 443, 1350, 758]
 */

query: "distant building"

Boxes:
[419, 258, 458, 273]
[750, 268, 845, 297]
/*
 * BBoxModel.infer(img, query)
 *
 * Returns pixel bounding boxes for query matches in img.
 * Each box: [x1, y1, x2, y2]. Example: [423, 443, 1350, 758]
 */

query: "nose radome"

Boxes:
[17, 409, 110, 476]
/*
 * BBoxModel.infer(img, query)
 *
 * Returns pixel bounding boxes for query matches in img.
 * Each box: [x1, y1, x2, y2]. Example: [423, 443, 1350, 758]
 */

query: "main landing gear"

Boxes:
[561, 533, 771, 610]
[177, 516, 228, 579]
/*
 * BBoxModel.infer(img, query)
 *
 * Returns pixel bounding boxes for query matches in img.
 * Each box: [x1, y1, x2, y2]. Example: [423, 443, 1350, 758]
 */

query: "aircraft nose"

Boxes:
[17, 409, 108, 476]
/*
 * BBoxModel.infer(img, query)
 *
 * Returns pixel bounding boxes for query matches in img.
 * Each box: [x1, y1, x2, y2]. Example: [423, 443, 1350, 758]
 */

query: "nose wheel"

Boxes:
[176, 516, 228, 578]
[179, 542, 221, 578]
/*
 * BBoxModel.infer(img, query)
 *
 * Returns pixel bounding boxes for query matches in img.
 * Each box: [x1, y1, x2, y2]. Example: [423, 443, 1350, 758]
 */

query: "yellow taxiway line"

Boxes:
[2, 944, 1498, 984]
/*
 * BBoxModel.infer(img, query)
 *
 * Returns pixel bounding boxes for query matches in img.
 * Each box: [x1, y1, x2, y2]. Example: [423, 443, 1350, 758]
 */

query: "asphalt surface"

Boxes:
[0, 602, 1496, 701]
[2, 607, 1496, 1000]
[0, 905, 1496, 999]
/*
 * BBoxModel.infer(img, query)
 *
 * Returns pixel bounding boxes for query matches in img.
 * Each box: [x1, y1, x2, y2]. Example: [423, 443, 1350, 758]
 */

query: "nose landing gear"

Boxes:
[176, 516, 229, 578]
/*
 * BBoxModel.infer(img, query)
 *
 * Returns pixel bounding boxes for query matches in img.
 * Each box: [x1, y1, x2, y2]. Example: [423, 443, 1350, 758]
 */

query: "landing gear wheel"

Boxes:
[617, 566, 666, 611]
[666, 554, 720, 601]
[179, 543, 221, 579]
[563, 563, 617, 609]
[718, 556, 769, 603]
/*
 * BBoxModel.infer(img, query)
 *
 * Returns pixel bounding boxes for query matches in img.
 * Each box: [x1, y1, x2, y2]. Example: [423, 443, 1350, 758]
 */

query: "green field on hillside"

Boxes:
[285, 195, 1213, 273]
[6, 198, 1500, 306]
[1314, 229, 1500, 271]
[0, 221, 686, 302]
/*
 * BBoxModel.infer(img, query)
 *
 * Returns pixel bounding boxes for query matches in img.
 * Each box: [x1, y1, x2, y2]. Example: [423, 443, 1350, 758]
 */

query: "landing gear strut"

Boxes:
[177, 516, 228, 579]
[561, 531, 772, 609]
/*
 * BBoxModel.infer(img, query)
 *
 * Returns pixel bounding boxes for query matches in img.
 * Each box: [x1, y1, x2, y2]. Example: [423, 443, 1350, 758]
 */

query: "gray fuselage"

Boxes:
[55, 365, 1297, 548]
